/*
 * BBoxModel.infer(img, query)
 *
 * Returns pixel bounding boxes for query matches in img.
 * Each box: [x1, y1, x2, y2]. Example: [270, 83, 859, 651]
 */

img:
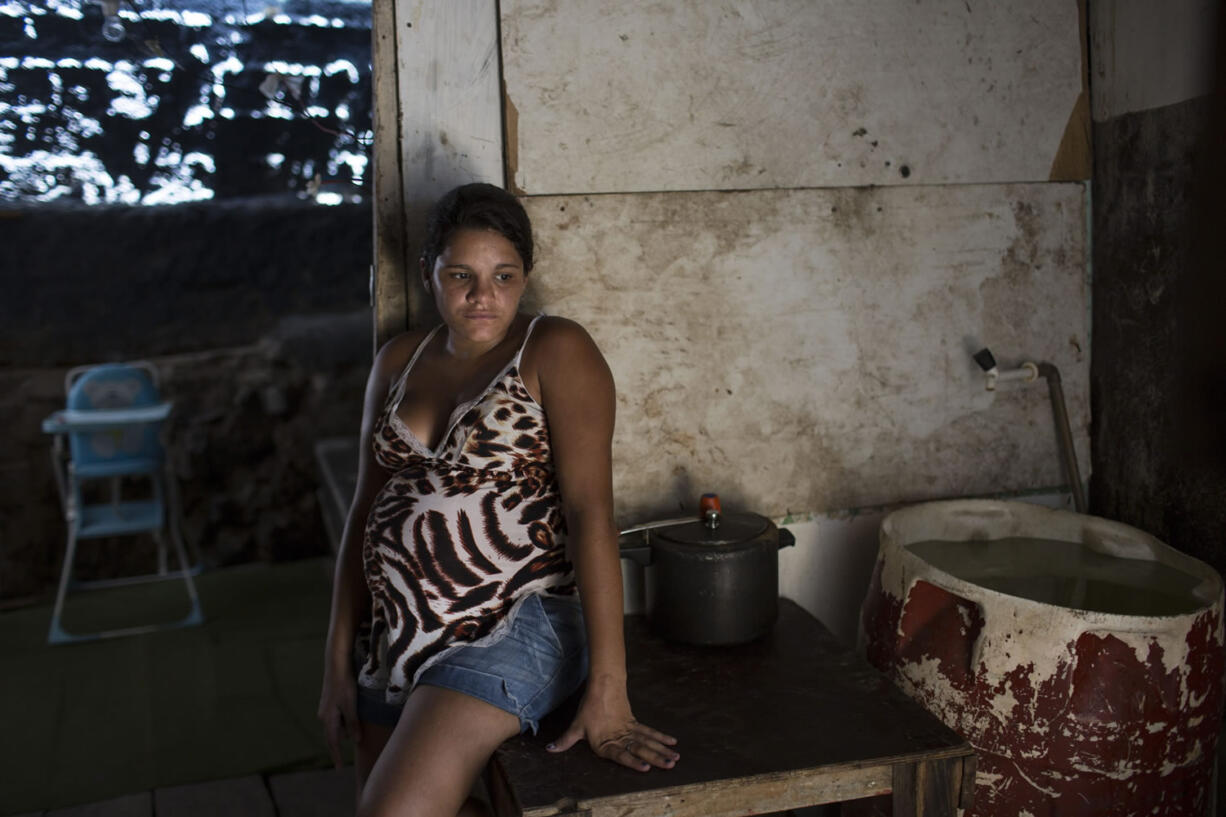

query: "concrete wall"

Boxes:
[1089, 0, 1226, 584]
[0, 201, 371, 366]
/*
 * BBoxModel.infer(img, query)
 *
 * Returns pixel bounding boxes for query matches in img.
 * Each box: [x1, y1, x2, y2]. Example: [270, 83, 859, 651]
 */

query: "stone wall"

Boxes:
[0, 200, 372, 602]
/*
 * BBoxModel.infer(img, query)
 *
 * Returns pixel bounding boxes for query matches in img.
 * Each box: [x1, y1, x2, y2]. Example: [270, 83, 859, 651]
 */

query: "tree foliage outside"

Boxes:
[0, 0, 372, 205]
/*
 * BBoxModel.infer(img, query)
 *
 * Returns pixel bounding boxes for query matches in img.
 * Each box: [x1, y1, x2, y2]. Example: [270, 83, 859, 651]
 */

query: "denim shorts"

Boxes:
[356, 593, 588, 735]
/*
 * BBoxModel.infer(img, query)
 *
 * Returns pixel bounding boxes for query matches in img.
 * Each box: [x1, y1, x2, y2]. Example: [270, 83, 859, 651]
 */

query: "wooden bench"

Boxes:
[486, 599, 975, 817]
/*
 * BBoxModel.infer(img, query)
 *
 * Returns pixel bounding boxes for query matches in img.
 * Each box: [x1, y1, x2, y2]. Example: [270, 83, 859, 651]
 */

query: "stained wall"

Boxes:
[503, 0, 1084, 192]
[521, 185, 1088, 521]
[1089, 0, 1226, 582]
[494, 0, 1091, 523]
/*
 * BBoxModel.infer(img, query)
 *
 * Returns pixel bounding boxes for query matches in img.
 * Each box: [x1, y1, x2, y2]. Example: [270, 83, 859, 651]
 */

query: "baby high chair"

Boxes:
[41, 361, 204, 644]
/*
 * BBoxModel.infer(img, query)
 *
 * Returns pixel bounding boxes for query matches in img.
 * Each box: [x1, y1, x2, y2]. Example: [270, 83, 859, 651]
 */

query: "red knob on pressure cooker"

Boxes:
[699, 493, 723, 529]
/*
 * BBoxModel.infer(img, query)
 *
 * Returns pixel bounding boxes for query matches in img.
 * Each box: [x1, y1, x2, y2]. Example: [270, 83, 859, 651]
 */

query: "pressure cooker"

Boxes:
[618, 494, 796, 645]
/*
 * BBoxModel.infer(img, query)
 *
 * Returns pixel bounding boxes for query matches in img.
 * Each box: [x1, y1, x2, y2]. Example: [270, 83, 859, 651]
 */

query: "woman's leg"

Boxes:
[358, 720, 488, 815]
[355, 720, 395, 810]
[356, 685, 521, 817]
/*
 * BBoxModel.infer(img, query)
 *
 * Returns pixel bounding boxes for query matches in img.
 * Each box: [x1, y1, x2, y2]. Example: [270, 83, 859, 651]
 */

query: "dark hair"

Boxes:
[419, 183, 534, 274]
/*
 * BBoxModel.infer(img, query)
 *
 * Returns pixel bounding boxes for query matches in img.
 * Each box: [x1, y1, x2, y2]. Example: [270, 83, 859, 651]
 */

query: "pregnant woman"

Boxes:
[318, 183, 678, 817]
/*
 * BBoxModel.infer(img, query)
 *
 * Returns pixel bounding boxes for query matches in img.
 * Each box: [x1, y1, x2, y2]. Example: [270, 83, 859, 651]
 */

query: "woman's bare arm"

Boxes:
[318, 331, 420, 767]
[530, 317, 678, 772]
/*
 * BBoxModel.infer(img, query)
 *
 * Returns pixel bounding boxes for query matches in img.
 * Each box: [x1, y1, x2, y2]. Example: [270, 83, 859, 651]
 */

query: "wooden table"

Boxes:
[486, 599, 974, 817]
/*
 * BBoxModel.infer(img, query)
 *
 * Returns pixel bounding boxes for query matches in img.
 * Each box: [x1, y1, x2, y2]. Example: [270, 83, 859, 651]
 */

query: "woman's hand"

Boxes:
[317, 658, 362, 768]
[546, 679, 678, 772]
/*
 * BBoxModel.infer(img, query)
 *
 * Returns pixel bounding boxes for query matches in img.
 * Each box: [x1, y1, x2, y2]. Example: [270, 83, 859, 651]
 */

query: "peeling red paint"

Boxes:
[975, 751, 1215, 816]
[897, 580, 985, 684]
[860, 555, 901, 672]
[867, 588, 1223, 813]
[860, 502, 1226, 817]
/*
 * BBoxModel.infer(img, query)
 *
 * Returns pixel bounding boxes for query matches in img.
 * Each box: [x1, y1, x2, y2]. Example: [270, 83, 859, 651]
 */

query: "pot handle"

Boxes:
[617, 516, 696, 567]
[618, 530, 654, 566]
[778, 528, 796, 549]
[618, 516, 694, 537]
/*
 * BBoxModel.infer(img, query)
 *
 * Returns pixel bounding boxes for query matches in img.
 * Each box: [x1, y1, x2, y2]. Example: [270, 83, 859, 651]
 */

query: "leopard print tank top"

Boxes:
[356, 315, 576, 703]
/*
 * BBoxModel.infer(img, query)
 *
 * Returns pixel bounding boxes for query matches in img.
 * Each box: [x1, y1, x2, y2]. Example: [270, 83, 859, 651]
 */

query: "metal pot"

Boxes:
[618, 495, 796, 645]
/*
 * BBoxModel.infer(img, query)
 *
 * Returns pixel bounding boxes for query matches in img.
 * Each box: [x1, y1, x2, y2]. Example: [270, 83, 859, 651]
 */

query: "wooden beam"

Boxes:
[578, 765, 893, 817]
[370, 0, 408, 353]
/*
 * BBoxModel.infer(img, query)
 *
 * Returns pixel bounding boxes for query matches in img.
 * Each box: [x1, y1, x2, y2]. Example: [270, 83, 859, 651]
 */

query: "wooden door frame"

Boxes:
[369, 0, 506, 353]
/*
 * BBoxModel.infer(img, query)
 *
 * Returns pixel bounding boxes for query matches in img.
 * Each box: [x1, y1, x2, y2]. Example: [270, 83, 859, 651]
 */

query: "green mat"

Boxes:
[0, 558, 338, 815]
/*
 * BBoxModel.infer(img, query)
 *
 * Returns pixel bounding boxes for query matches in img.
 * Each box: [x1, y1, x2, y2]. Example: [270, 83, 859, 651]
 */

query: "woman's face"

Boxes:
[426, 228, 528, 347]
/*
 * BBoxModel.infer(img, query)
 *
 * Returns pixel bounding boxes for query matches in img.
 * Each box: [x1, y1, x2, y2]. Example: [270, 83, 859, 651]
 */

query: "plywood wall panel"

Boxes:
[395, 0, 503, 326]
[522, 184, 1089, 522]
[502, 0, 1084, 194]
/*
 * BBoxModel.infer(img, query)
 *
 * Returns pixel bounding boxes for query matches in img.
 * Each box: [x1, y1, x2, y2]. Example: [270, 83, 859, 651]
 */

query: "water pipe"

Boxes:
[973, 348, 1087, 514]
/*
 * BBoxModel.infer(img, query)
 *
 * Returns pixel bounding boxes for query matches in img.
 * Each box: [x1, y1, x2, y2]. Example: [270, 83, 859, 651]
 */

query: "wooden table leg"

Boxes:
[892, 758, 961, 817]
[958, 754, 977, 811]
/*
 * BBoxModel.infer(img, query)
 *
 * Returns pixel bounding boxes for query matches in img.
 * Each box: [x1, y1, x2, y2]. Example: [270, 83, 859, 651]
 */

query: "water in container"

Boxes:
[906, 536, 1206, 616]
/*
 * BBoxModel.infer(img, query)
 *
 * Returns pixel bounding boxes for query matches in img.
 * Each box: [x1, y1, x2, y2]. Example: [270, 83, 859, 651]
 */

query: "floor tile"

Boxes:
[46, 638, 156, 808]
[43, 792, 151, 817]
[268, 767, 355, 817]
[0, 559, 333, 813]
[154, 775, 273, 817]
[0, 657, 60, 811]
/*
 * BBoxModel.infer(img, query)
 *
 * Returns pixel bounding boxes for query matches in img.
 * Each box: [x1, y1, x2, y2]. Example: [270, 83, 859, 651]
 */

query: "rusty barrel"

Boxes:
[860, 500, 1224, 816]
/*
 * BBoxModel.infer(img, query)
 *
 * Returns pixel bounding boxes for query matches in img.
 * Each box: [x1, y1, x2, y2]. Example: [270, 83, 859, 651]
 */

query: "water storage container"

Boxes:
[860, 500, 1224, 816]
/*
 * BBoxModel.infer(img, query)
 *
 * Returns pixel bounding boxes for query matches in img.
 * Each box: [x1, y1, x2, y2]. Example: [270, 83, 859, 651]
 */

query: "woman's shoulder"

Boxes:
[526, 315, 610, 382]
[373, 326, 435, 380]
[529, 315, 596, 349]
